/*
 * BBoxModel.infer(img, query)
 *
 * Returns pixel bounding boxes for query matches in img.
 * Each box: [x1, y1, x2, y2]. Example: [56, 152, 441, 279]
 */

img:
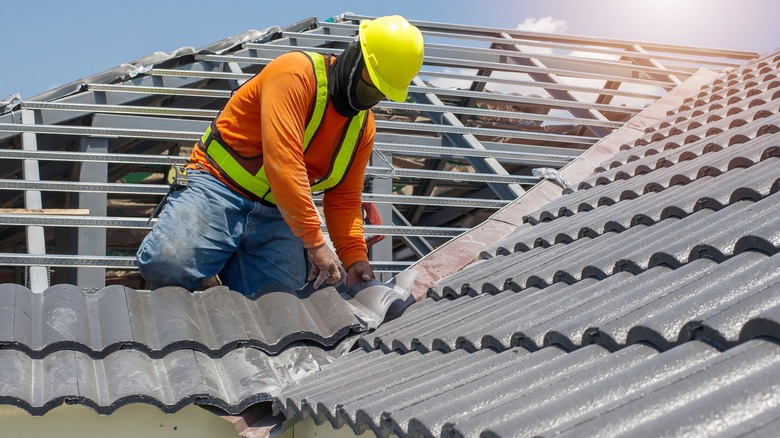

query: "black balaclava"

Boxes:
[329, 41, 385, 117]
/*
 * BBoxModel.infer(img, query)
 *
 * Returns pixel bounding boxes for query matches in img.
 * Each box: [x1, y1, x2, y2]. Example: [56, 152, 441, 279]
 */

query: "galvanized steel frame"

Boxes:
[0, 13, 758, 288]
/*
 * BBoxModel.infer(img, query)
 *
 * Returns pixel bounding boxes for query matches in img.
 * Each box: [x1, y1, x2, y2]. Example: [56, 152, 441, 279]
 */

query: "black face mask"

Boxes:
[329, 41, 385, 117]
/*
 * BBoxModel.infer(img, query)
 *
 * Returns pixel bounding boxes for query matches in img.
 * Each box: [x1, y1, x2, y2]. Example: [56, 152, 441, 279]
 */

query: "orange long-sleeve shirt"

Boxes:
[189, 52, 376, 269]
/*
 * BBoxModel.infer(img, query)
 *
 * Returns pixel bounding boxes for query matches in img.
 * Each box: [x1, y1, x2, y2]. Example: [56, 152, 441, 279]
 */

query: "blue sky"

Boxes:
[3, 0, 779, 99]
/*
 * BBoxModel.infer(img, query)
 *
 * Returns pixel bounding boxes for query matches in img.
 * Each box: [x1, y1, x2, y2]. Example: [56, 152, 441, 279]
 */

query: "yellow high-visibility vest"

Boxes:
[198, 51, 367, 204]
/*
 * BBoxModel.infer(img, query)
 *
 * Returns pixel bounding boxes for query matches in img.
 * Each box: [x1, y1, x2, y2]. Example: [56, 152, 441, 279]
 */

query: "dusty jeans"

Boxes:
[136, 170, 307, 295]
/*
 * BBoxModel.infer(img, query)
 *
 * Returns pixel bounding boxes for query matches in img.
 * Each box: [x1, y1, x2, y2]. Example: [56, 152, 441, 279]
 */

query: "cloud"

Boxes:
[516, 16, 567, 34]
[511, 16, 568, 55]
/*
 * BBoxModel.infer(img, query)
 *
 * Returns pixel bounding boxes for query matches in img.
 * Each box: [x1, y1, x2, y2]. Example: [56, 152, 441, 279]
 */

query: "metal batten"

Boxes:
[0, 179, 170, 195]
[375, 120, 599, 144]
[0, 151, 544, 183]
[88, 83, 231, 98]
[337, 193, 509, 209]
[0, 123, 198, 141]
[0, 118, 594, 147]
[0, 180, 513, 206]
[150, 68, 249, 80]
[0, 253, 412, 272]
[423, 43, 693, 78]
[405, 85, 642, 114]
[372, 143, 575, 163]
[277, 30, 742, 68]
[247, 40, 692, 80]
[414, 71, 659, 101]
[0, 215, 463, 237]
[0, 143, 573, 168]
[83, 70, 637, 125]
[367, 166, 539, 184]
[21, 101, 218, 118]
[201, 53, 661, 105]
[403, 31, 741, 68]
[0, 254, 137, 268]
[86, 79, 640, 124]
[340, 14, 759, 59]
[1, 114, 599, 147]
[85, 68, 629, 127]
[379, 101, 624, 128]
[195, 53, 675, 88]
[0, 149, 189, 165]
[155, 53, 661, 102]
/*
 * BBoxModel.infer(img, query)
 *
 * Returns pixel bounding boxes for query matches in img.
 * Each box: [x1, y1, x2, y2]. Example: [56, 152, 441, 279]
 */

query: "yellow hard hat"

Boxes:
[359, 15, 424, 102]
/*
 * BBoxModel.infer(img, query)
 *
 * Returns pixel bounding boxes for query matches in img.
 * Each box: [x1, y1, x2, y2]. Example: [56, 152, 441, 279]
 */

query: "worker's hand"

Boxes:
[307, 244, 345, 289]
[347, 261, 375, 288]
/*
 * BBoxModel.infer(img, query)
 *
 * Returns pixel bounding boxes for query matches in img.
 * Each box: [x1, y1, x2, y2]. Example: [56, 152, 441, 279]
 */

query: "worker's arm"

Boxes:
[259, 54, 342, 287]
[323, 116, 376, 287]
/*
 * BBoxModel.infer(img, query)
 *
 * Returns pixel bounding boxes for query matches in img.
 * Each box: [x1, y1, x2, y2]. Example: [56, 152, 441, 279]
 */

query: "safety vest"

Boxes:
[197, 51, 368, 204]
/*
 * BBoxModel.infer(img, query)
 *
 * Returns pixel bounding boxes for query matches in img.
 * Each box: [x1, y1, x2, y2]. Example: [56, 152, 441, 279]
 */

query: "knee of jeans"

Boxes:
[136, 237, 199, 290]
[136, 248, 166, 285]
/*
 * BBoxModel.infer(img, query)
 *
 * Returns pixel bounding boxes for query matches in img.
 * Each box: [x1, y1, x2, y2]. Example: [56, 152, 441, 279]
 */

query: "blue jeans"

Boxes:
[136, 170, 307, 295]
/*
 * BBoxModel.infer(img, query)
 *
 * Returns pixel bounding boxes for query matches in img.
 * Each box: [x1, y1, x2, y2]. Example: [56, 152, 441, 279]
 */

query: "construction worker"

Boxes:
[136, 16, 424, 295]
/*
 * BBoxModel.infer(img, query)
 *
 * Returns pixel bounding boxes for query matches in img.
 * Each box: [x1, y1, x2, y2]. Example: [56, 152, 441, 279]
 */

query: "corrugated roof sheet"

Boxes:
[273, 51, 780, 437]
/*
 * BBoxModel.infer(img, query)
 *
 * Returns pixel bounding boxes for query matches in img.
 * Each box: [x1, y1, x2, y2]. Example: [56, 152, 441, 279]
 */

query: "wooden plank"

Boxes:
[0, 208, 90, 216]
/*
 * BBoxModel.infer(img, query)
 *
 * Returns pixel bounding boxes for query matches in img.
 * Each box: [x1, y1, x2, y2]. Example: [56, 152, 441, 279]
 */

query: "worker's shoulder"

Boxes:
[268, 51, 318, 71]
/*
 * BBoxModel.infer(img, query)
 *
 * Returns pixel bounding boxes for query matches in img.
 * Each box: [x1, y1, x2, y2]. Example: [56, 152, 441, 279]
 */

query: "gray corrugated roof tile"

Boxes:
[401, 347, 571, 438]
[0, 345, 333, 415]
[448, 344, 663, 438]
[543, 137, 779, 226]
[351, 348, 510, 432]
[609, 251, 780, 349]
[364, 251, 780, 355]
[483, 275, 635, 351]
[700, 281, 780, 346]
[428, 246, 553, 298]
[491, 232, 604, 288]
[0, 280, 412, 357]
[432, 153, 780, 296]
[276, 339, 780, 438]
[383, 283, 573, 353]
[548, 340, 780, 438]
[276, 344, 653, 437]
[278, 349, 392, 411]
[741, 292, 780, 334]
[737, 407, 780, 437]
[490, 164, 775, 256]
[474, 341, 716, 438]
[624, 90, 780, 154]
[315, 349, 478, 430]
[581, 119, 780, 188]
[0, 277, 414, 415]
[674, 89, 780, 127]
[357, 297, 474, 351]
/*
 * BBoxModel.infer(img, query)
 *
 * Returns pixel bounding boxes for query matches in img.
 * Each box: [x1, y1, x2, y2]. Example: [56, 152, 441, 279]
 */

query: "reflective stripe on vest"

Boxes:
[200, 51, 367, 204]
